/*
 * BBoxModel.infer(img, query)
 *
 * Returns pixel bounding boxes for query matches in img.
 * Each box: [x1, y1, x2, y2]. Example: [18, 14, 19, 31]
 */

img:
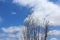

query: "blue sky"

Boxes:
[0, 0, 60, 40]
[49, 0, 60, 5]
[0, 0, 32, 27]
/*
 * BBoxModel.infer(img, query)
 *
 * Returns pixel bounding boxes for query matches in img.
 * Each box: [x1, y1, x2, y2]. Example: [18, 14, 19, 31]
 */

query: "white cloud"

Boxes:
[13, 0, 35, 7]
[2, 26, 26, 33]
[24, 0, 60, 25]
[50, 38, 57, 40]
[48, 30, 60, 35]
[1, 26, 26, 40]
